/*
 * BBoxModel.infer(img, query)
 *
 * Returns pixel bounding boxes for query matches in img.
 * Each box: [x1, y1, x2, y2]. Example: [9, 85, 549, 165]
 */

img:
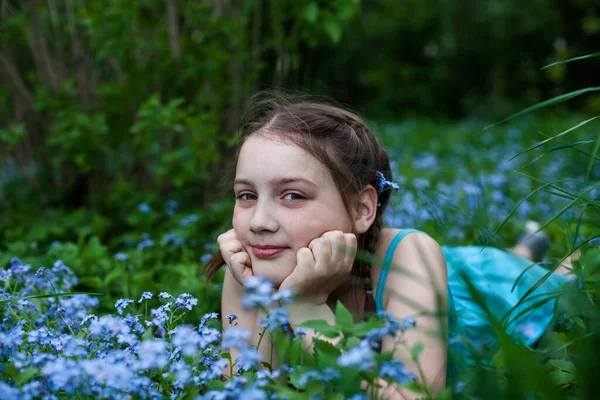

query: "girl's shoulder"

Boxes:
[370, 227, 447, 310]
[371, 228, 445, 284]
[374, 227, 437, 258]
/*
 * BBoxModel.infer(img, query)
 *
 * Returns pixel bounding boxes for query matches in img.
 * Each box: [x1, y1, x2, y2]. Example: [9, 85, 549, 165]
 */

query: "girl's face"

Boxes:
[232, 134, 355, 287]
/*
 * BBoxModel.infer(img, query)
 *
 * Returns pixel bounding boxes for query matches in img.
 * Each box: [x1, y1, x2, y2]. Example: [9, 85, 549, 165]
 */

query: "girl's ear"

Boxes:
[352, 185, 378, 234]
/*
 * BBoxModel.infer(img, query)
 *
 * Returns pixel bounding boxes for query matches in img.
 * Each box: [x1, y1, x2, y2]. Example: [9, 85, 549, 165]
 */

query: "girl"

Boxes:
[204, 98, 449, 398]
[204, 98, 570, 398]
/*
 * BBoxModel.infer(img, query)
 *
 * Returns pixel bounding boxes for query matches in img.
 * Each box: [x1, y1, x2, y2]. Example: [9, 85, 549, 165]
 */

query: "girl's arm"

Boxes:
[221, 268, 273, 372]
[376, 231, 448, 399]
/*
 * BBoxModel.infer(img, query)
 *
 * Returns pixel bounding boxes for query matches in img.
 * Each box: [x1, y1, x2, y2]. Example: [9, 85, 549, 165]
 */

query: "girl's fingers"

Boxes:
[342, 233, 357, 268]
[321, 230, 345, 265]
[217, 229, 245, 263]
[229, 252, 251, 283]
[296, 247, 315, 268]
[309, 237, 332, 271]
[223, 240, 243, 257]
[217, 228, 237, 244]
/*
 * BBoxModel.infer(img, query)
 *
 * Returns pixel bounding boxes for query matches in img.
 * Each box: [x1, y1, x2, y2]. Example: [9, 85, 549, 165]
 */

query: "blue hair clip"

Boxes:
[375, 171, 399, 195]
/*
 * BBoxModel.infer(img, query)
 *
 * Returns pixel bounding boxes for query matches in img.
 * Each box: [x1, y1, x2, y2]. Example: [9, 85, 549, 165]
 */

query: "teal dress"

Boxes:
[374, 229, 569, 355]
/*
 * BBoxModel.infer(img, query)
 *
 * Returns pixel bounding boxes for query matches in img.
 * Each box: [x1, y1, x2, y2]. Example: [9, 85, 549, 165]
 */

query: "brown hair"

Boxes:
[204, 95, 394, 288]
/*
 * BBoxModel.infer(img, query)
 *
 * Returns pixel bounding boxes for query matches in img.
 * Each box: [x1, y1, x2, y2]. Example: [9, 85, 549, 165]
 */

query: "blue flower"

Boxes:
[175, 293, 198, 311]
[81, 358, 134, 391]
[345, 394, 369, 400]
[272, 289, 292, 304]
[115, 298, 134, 315]
[162, 233, 185, 247]
[198, 326, 221, 349]
[222, 327, 251, 350]
[170, 359, 192, 387]
[115, 252, 128, 261]
[399, 316, 417, 331]
[137, 238, 154, 251]
[199, 390, 227, 400]
[380, 359, 416, 384]
[137, 339, 170, 370]
[293, 327, 309, 336]
[180, 213, 199, 227]
[199, 358, 229, 384]
[200, 312, 219, 326]
[172, 325, 202, 357]
[297, 367, 342, 388]
[10, 257, 23, 268]
[0, 381, 20, 400]
[166, 200, 178, 216]
[259, 307, 289, 331]
[138, 203, 152, 214]
[159, 292, 174, 302]
[150, 304, 171, 327]
[337, 341, 376, 371]
[225, 313, 238, 325]
[138, 291, 153, 303]
[0, 269, 11, 282]
[236, 347, 262, 372]
[242, 276, 275, 309]
[21, 381, 44, 399]
[363, 327, 389, 349]
[88, 315, 131, 342]
[41, 358, 83, 394]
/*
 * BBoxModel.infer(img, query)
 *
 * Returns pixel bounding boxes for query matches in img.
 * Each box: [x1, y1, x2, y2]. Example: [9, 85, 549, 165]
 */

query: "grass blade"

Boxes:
[0, 292, 103, 305]
[508, 116, 600, 161]
[486, 90, 600, 129]
[542, 53, 600, 70]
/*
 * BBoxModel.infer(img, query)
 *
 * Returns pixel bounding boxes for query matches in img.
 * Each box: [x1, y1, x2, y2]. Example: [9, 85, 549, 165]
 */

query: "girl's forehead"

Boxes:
[236, 134, 331, 183]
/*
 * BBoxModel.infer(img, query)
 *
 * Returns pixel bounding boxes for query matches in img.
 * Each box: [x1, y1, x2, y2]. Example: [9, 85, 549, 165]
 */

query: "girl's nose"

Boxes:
[249, 200, 278, 233]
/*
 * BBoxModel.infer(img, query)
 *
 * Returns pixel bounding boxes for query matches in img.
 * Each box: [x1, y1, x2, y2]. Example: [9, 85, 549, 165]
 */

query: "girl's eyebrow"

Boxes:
[234, 177, 318, 188]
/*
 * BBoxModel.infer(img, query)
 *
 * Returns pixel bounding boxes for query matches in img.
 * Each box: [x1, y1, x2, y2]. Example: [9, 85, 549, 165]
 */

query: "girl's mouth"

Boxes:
[251, 246, 288, 259]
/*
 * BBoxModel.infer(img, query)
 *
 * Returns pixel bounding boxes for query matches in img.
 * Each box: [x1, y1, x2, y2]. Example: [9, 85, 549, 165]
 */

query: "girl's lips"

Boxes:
[251, 246, 288, 259]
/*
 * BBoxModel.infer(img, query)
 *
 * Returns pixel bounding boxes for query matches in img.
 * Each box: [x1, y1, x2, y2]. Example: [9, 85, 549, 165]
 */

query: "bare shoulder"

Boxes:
[374, 228, 444, 259]
[371, 228, 447, 307]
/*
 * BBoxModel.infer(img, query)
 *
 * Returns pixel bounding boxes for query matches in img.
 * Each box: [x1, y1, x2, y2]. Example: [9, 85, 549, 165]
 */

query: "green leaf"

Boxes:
[492, 349, 506, 368]
[302, 3, 319, 23]
[15, 366, 39, 385]
[289, 366, 313, 389]
[401, 380, 427, 394]
[324, 19, 342, 44]
[103, 268, 123, 286]
[411, 342, 424, 362]
[300, 319, 340, 338]
[313, 338, 341, 357]
[549, 370, 575, 386]
[345, 336, 361, 350]
[549, 359, 576, 375]
[348, 319, 385, 336]
[335, 300, 353, 329]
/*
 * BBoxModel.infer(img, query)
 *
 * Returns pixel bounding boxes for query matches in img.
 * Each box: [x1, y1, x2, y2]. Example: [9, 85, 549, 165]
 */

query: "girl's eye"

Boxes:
[237, 193, 257, 201]
[283, 192, 305, 201]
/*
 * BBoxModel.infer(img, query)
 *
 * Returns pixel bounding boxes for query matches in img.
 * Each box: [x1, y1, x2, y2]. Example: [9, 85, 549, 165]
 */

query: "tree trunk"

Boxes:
[167, 0, 181, 61]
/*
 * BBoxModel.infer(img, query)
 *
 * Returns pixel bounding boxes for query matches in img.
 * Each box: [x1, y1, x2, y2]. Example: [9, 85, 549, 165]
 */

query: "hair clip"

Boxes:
[375, 171, 399, 195]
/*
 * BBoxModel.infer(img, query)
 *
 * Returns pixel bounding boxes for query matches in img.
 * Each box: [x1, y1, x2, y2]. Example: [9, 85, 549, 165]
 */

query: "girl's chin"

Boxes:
[251, 262, 294, 287]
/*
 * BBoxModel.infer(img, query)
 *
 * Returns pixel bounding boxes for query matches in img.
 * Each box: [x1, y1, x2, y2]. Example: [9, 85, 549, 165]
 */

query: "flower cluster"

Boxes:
[0, 260, 422, 399]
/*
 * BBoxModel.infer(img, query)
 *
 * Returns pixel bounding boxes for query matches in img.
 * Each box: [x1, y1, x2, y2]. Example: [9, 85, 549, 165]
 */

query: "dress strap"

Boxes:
[375, 229, 424, 312]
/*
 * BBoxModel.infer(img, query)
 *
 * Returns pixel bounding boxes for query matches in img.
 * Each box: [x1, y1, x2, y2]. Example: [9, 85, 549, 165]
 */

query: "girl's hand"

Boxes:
[279, 230, 357, 305]
[217, 229, 253, 285]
